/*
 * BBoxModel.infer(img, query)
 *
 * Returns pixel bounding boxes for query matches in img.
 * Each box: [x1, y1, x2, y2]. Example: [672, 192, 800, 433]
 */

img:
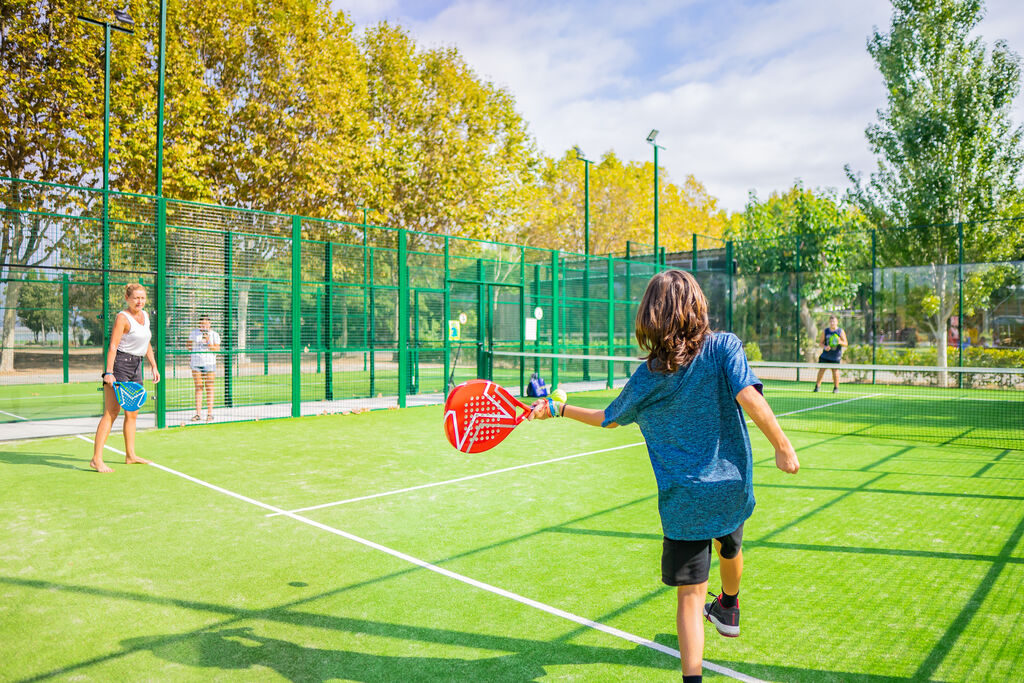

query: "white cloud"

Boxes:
[334, 0, 1024, 213]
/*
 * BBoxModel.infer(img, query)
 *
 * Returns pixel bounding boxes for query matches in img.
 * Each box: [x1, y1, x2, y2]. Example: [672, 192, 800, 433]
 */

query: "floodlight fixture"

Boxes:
[646, 129, 659, 143]
[113, 6, 134, 26]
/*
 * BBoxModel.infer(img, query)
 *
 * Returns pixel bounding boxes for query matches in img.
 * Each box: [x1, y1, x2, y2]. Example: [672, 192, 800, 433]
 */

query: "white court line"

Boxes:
[0, 409, 28, 420]
[267, 442, 647, 517]
[75, 434, 763, 683]
[275, 393, 888, 517]
[744, 393, 882, 425]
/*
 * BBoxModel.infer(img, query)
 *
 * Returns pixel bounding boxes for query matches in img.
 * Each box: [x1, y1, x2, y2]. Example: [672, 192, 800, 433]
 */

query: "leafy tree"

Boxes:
[515, 150, 728, 255]
[846, 0, 1024, 369]
[17, 272, 62, 343]
[731, 183, 870, 361]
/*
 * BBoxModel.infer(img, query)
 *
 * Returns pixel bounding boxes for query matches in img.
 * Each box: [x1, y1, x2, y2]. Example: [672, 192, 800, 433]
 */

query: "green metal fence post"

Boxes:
[223, 229, 234, 408]
[476, 259, 485, 379]
[325, 242, 334, 399]
[156, 198, 167, 428]
[533, 263, 540, 376]
[443, 236, 450, 392]
[62, 274, 70, 384]
[871, 229, 877, 384]
[412, 288, 420, 395]
[519, 246, 526, 396]
[262, 282, 269, 376]
[794, 235, 801, 364]
[551, 251, 560, 387]
[583, 255, 590, 381]
[368, 247, 375, 397]
[607, 254, 614, 389]
[958, 221, 965, 382]
[397, 230, 408, 408]
[291, 215, 301, 417]
[692, 234, 698, 273]
[315, 289, 322, 375]
[726, 240, 734, 333]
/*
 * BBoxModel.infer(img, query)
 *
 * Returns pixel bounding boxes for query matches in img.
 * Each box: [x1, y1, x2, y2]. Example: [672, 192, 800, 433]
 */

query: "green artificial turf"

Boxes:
[2, 388, 1023, 681]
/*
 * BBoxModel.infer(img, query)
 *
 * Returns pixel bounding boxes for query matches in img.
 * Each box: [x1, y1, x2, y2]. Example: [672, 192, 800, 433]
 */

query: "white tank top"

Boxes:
[117, 310, 152, 356]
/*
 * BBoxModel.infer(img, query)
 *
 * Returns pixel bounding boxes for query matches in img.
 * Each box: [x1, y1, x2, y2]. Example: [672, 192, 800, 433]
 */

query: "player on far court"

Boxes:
[528, 270, 799, 683]
[814, 315, 848, 393]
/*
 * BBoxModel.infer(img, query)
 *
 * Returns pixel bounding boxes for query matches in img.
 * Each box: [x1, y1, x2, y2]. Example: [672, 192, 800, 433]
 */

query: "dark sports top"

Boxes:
[821, 327, 844, 361]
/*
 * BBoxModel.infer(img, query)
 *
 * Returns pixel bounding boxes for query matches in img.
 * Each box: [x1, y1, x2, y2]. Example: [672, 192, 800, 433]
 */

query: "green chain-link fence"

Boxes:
[3, 176, 1023, 436]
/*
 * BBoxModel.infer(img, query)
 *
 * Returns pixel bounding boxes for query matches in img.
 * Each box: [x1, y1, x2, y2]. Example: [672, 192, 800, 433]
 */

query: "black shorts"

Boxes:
[112, 350, 143, 383]
[662, 524, 744, 586]
[817, 354, 841, 364]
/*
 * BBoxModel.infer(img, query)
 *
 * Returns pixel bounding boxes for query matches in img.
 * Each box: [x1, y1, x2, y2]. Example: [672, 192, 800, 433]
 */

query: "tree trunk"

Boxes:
[0, 279, 25, 373]
[799, 299, 818, 362]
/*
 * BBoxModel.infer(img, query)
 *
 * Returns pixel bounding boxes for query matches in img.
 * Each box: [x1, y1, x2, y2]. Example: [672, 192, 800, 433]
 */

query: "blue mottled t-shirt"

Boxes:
[603, 332, 762, 540]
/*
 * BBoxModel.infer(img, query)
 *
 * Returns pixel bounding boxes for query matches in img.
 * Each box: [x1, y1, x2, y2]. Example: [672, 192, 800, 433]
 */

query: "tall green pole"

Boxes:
[324, 242, 334, 400]
[291, 216, 302, 417]
[155, 0, 166, 195]
[653, 144, 659, 264]
[397, 230, 408, 408]
[78, 14, 132, 352]
[102, 23, 111, 353]
[871, 229, 877, 384]
[224, 231, 234, 408]
[263, 282, 269, 376]
[62, 274, 70, 384]
[607, 254, 614, 389]
[443, 237, 450, 393]
[551, 251, 560, 388]
[156, 199, 167, 427]
[726, 240, 734, 333]
[958, 222, 965, 378]
[692, 234, 698, 273]
[795, 235, 802, 365]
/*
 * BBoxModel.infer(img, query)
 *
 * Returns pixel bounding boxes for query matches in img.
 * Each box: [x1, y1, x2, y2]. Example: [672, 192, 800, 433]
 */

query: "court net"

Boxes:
[489, 351, 1024, 451]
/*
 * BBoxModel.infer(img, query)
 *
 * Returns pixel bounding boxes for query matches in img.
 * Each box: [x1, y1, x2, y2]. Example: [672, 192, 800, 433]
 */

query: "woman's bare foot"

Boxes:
[125, 454, 151, 465]
[90, 459, 114, 473]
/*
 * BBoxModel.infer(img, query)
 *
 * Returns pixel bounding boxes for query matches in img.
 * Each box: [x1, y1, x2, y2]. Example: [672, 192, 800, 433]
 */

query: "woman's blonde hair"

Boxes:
[124, 283, 146, 299]
[634, 270, 711, 374]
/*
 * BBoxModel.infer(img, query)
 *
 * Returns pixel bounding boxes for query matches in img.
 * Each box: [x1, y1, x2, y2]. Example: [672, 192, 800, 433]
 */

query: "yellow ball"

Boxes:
[550, 389, 567, 403]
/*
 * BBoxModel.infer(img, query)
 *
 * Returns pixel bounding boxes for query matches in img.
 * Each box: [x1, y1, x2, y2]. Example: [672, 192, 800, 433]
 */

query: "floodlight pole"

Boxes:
[574, 147, 594, 380]
[156, 0, 167, 195]
[79, 14, 133, 352]
[647, 130, 665, 266]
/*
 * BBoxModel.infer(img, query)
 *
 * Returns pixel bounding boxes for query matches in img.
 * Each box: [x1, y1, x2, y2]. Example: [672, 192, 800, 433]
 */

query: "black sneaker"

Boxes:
[704, 594, 740, 637]
[812, 385, 819, 392]
[833, 387, 839, 393]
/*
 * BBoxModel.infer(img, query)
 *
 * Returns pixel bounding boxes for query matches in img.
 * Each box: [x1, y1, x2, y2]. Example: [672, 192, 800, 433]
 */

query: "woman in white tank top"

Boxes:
[90, 283, 162, 473]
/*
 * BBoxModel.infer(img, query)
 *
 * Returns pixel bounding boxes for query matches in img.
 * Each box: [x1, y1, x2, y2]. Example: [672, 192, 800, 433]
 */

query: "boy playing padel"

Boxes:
[529, 270, 799, 682]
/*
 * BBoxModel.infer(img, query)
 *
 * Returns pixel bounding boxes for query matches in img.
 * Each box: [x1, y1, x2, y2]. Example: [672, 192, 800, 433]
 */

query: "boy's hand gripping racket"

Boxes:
[98, 381, 148, 411]
[443, 380, 532, 453]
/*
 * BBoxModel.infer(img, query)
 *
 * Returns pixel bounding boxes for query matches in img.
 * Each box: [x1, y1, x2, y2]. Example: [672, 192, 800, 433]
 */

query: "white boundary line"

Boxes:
[75, 434, 763, 682]
[274, 393, 888, 516]
[267, 442, 646, 517]
[0, 408, 28, 420]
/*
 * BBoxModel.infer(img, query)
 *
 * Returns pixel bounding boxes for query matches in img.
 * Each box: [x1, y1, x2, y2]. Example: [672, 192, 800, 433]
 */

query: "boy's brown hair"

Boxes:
[634, 270, 710, 374]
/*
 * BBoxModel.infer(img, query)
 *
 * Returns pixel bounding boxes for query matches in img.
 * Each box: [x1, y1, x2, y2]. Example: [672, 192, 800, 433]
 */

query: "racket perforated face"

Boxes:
[443, 380, 531, 453]
[112, 382, 147, 411]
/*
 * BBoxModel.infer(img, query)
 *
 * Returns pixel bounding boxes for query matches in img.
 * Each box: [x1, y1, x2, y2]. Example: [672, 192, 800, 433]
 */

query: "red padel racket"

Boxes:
[443, 379, 532, 453]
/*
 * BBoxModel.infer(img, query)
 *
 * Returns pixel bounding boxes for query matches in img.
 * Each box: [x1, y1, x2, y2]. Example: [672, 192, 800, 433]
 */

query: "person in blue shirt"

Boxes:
[529, 270, 799, 683]
[814, 315, 848, 393]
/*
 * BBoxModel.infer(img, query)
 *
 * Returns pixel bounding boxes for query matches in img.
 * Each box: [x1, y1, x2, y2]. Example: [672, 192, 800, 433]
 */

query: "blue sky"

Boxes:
[333, 0, 1024, 212]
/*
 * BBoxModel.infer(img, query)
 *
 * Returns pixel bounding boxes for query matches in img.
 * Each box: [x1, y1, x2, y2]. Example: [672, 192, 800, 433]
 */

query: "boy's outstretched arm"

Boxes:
[735, 385, 799, 473]
[528, 400, 618, 428]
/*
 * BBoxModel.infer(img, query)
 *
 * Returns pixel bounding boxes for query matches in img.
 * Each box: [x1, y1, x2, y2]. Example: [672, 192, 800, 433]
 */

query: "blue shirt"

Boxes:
[603, 332, 762, 540]
[821, 327, 844, 361]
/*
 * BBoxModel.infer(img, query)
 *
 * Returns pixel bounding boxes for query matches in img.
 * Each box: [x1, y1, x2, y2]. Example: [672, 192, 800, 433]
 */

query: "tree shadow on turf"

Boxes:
[122, 627, 552, 682]
[0, 451, 82, 470]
